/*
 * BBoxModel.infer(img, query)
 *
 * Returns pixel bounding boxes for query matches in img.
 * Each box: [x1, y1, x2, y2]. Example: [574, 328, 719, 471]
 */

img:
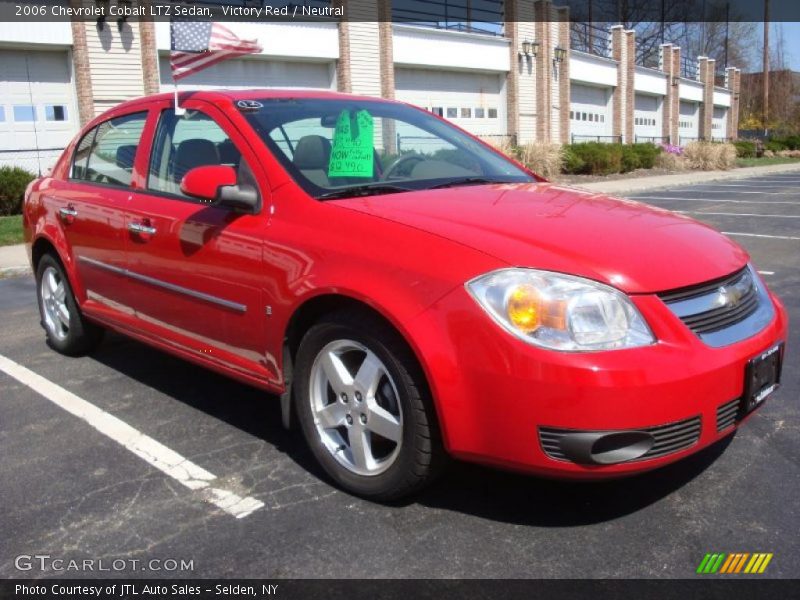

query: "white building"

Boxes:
[0, 0, 739, 173]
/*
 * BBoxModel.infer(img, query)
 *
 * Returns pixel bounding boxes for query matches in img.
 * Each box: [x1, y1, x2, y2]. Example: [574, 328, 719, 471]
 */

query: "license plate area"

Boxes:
[741, 343, 783, 415]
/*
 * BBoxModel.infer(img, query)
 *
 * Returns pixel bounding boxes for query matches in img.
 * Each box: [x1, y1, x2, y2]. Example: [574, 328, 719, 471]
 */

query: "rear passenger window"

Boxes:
[148, 110, 245, 198]
[72, 112, 147, 187]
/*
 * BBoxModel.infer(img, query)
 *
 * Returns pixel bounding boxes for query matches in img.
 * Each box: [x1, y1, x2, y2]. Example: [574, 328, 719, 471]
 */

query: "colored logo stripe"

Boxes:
[698, 553, 773, 574]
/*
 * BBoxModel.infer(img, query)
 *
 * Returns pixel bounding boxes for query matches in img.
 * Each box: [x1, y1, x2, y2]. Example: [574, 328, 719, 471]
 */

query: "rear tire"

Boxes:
[294, 309, 445, 500]
[36, 253, 103, 356]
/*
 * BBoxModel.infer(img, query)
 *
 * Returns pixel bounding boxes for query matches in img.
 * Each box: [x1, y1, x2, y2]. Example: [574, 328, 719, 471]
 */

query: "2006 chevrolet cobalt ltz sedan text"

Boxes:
[23, 90, 788, 499]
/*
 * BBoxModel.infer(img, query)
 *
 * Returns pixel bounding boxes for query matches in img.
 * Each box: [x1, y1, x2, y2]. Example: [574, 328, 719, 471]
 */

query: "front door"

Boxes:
[124, 102, 272, 382]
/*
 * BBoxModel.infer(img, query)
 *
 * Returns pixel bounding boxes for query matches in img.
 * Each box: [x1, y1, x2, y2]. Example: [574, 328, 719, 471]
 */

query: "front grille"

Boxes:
[539, 416, 702, 463]
[716, 398, 740, 432]
[659, 267, 760, 335]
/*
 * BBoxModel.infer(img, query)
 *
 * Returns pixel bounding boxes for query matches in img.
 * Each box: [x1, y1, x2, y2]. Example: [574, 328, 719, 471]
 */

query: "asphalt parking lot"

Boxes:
[1, 172, 798, 579]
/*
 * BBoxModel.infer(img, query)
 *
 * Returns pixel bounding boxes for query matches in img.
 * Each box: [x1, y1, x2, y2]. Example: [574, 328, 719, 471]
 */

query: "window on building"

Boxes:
[431, 107, 444, 117]
[475, 108, 485, 118]
[446, 107, 457, 119]
[488, 108, 498, 118]
[45, 105, 68, 121]
[0, 106, 5, 122]
[581, 112, 587, 121]
[13, 105, 36, 122]
[600, 115, 604, 122]
[461, 108, 471, 118]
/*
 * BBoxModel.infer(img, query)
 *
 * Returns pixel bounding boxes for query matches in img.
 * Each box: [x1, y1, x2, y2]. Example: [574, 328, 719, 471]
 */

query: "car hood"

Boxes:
[334, 182, 749, 294]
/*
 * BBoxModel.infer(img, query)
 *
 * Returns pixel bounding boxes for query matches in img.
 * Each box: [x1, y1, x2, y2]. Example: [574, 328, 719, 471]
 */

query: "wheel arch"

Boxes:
[30, 232, 86, 302]
[279, 292, 441, 434]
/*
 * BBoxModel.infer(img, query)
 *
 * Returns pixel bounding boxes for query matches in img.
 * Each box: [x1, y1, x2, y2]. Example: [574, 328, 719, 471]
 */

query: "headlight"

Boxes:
[466, 268, 655, 351]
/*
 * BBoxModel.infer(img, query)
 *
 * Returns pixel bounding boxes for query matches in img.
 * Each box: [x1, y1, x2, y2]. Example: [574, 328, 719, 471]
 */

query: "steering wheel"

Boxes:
[381, 154, 424, 181]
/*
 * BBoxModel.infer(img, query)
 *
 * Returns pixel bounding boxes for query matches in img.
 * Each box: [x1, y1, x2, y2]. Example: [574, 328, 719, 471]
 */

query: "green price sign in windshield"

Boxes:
[328, 109, 375, 178]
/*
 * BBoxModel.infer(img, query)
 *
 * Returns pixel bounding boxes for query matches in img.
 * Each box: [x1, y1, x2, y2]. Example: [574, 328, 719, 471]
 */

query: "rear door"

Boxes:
[123, 100, 273, 382]
[49, 109, 148, 319]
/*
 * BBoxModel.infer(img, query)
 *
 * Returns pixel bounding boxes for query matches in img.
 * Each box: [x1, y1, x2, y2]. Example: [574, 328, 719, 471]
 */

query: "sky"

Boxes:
[779, 22, 800, 70]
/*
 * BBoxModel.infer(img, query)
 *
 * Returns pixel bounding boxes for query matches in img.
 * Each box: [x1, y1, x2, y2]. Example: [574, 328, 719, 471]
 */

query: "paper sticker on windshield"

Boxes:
[328, 110, 374, 178]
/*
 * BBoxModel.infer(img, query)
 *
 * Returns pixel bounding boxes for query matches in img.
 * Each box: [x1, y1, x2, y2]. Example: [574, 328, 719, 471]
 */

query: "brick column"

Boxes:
[334, 0, 351, 93]
[660, 43, 680, 145]
[660, 43, 672, 142]
[533, 0, 552, 143]
[698, 57, 715, 140]
[504, 0, 520, 144]
[69, 17, 94, 126]
[555, 6, 570, 145]
[515, 0, 537, 145]
[623, 30, 635, 143]
[377, 0, 396, 151]
[671, 46, 681, 144]
[139, 20, 160, 96]
[726, 67, 740, 141]
[611, 26, 635, 144]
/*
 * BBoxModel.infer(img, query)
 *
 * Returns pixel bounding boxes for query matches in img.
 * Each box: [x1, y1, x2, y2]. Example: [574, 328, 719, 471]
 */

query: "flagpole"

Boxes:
[174, 83, 186, 116]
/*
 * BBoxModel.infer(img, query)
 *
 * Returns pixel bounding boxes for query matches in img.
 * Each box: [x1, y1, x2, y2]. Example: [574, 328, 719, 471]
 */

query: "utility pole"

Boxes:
[763, 0, 770, 135]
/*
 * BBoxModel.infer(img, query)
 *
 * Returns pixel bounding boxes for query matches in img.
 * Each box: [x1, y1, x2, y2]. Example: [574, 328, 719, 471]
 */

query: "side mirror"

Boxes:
[180, 165, 259, 213]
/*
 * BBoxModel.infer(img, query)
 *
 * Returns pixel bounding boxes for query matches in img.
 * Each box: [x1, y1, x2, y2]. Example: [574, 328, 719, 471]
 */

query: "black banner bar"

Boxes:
[1, 579, 799, 600]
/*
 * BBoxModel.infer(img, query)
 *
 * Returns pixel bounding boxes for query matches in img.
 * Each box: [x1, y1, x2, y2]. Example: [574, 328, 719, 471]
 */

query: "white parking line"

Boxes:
[628, 196, 800, 205]
[758, 271, 776, 275]
[676, 190, 795, 195]
[722, 232, 800, 241]
[0, 354, 264, 519]
[678, 211, 800, 218]
[686, 184, 798, 188]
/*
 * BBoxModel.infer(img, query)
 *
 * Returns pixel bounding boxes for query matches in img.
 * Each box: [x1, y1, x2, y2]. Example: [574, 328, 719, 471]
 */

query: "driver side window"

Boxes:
[148, 110, 251, 199]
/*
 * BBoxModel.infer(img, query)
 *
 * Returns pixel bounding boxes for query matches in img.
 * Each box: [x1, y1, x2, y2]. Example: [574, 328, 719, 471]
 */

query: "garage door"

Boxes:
[159, 57, 335, 91]
[712, 106, 728, 140]
[394, 68, 507, 139]
[0, 49, 77, 172]
[570, 83, 613, 141]
[634, 93, 662, 141]
[679, 101, 699, 144]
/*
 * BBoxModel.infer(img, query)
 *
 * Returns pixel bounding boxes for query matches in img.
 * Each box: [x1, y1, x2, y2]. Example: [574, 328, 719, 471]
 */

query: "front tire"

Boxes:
[294, 310, 445, 500]
[36, 253, 103, 356]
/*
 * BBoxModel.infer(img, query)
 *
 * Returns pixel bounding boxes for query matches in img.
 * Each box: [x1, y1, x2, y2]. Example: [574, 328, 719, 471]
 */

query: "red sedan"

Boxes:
[23, 90, 787, 499]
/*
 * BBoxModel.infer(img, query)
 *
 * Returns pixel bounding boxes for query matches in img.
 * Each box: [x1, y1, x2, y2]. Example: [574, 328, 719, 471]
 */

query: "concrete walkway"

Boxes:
[576, 161, 800, 195]
[0, 243, 30, 277]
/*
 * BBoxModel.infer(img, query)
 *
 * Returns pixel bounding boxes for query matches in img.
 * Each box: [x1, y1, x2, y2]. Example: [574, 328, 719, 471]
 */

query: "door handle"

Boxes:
[58, 206, 77, 223]
[128, 222, 157, 236]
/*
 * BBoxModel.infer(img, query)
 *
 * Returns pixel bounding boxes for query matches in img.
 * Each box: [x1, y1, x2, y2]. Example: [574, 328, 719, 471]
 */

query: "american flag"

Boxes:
[170, 22, 263, 81]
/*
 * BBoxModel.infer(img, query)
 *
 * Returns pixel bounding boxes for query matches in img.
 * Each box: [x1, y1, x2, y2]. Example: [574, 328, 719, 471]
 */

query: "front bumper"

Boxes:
[410, 285, 789, 478]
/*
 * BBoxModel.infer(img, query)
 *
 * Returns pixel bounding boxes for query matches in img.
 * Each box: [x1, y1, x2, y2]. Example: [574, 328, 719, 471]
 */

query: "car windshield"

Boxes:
[242, 98, 534, 199]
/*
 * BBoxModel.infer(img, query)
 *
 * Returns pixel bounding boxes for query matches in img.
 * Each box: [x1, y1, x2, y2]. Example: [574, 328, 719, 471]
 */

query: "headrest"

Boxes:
[116, 145, 137, 170]
[173, 139, 221, 180]
[293, 135, 331, 170]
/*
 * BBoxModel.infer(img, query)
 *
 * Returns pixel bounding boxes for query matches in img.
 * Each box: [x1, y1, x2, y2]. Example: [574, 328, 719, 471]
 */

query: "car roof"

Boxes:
[110, 89, 397, 112]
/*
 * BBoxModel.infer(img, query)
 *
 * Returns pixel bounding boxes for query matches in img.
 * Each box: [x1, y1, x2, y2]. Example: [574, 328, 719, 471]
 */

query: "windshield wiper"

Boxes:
[317, 184, 413, 200]
[429, 177, 515, 189]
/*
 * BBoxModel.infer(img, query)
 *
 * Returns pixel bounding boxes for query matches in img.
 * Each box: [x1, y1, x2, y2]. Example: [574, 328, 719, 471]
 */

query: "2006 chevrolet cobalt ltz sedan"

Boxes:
[23, 90, 787, 499]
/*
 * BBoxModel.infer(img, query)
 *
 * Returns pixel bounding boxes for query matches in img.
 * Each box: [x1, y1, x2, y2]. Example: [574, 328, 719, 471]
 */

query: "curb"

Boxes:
[0, 266, 31, 279]
[568, 162, 800, 196]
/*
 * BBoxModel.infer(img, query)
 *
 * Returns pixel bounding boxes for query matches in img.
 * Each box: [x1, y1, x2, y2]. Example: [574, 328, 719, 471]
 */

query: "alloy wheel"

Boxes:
[309, 339, 403, 476]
